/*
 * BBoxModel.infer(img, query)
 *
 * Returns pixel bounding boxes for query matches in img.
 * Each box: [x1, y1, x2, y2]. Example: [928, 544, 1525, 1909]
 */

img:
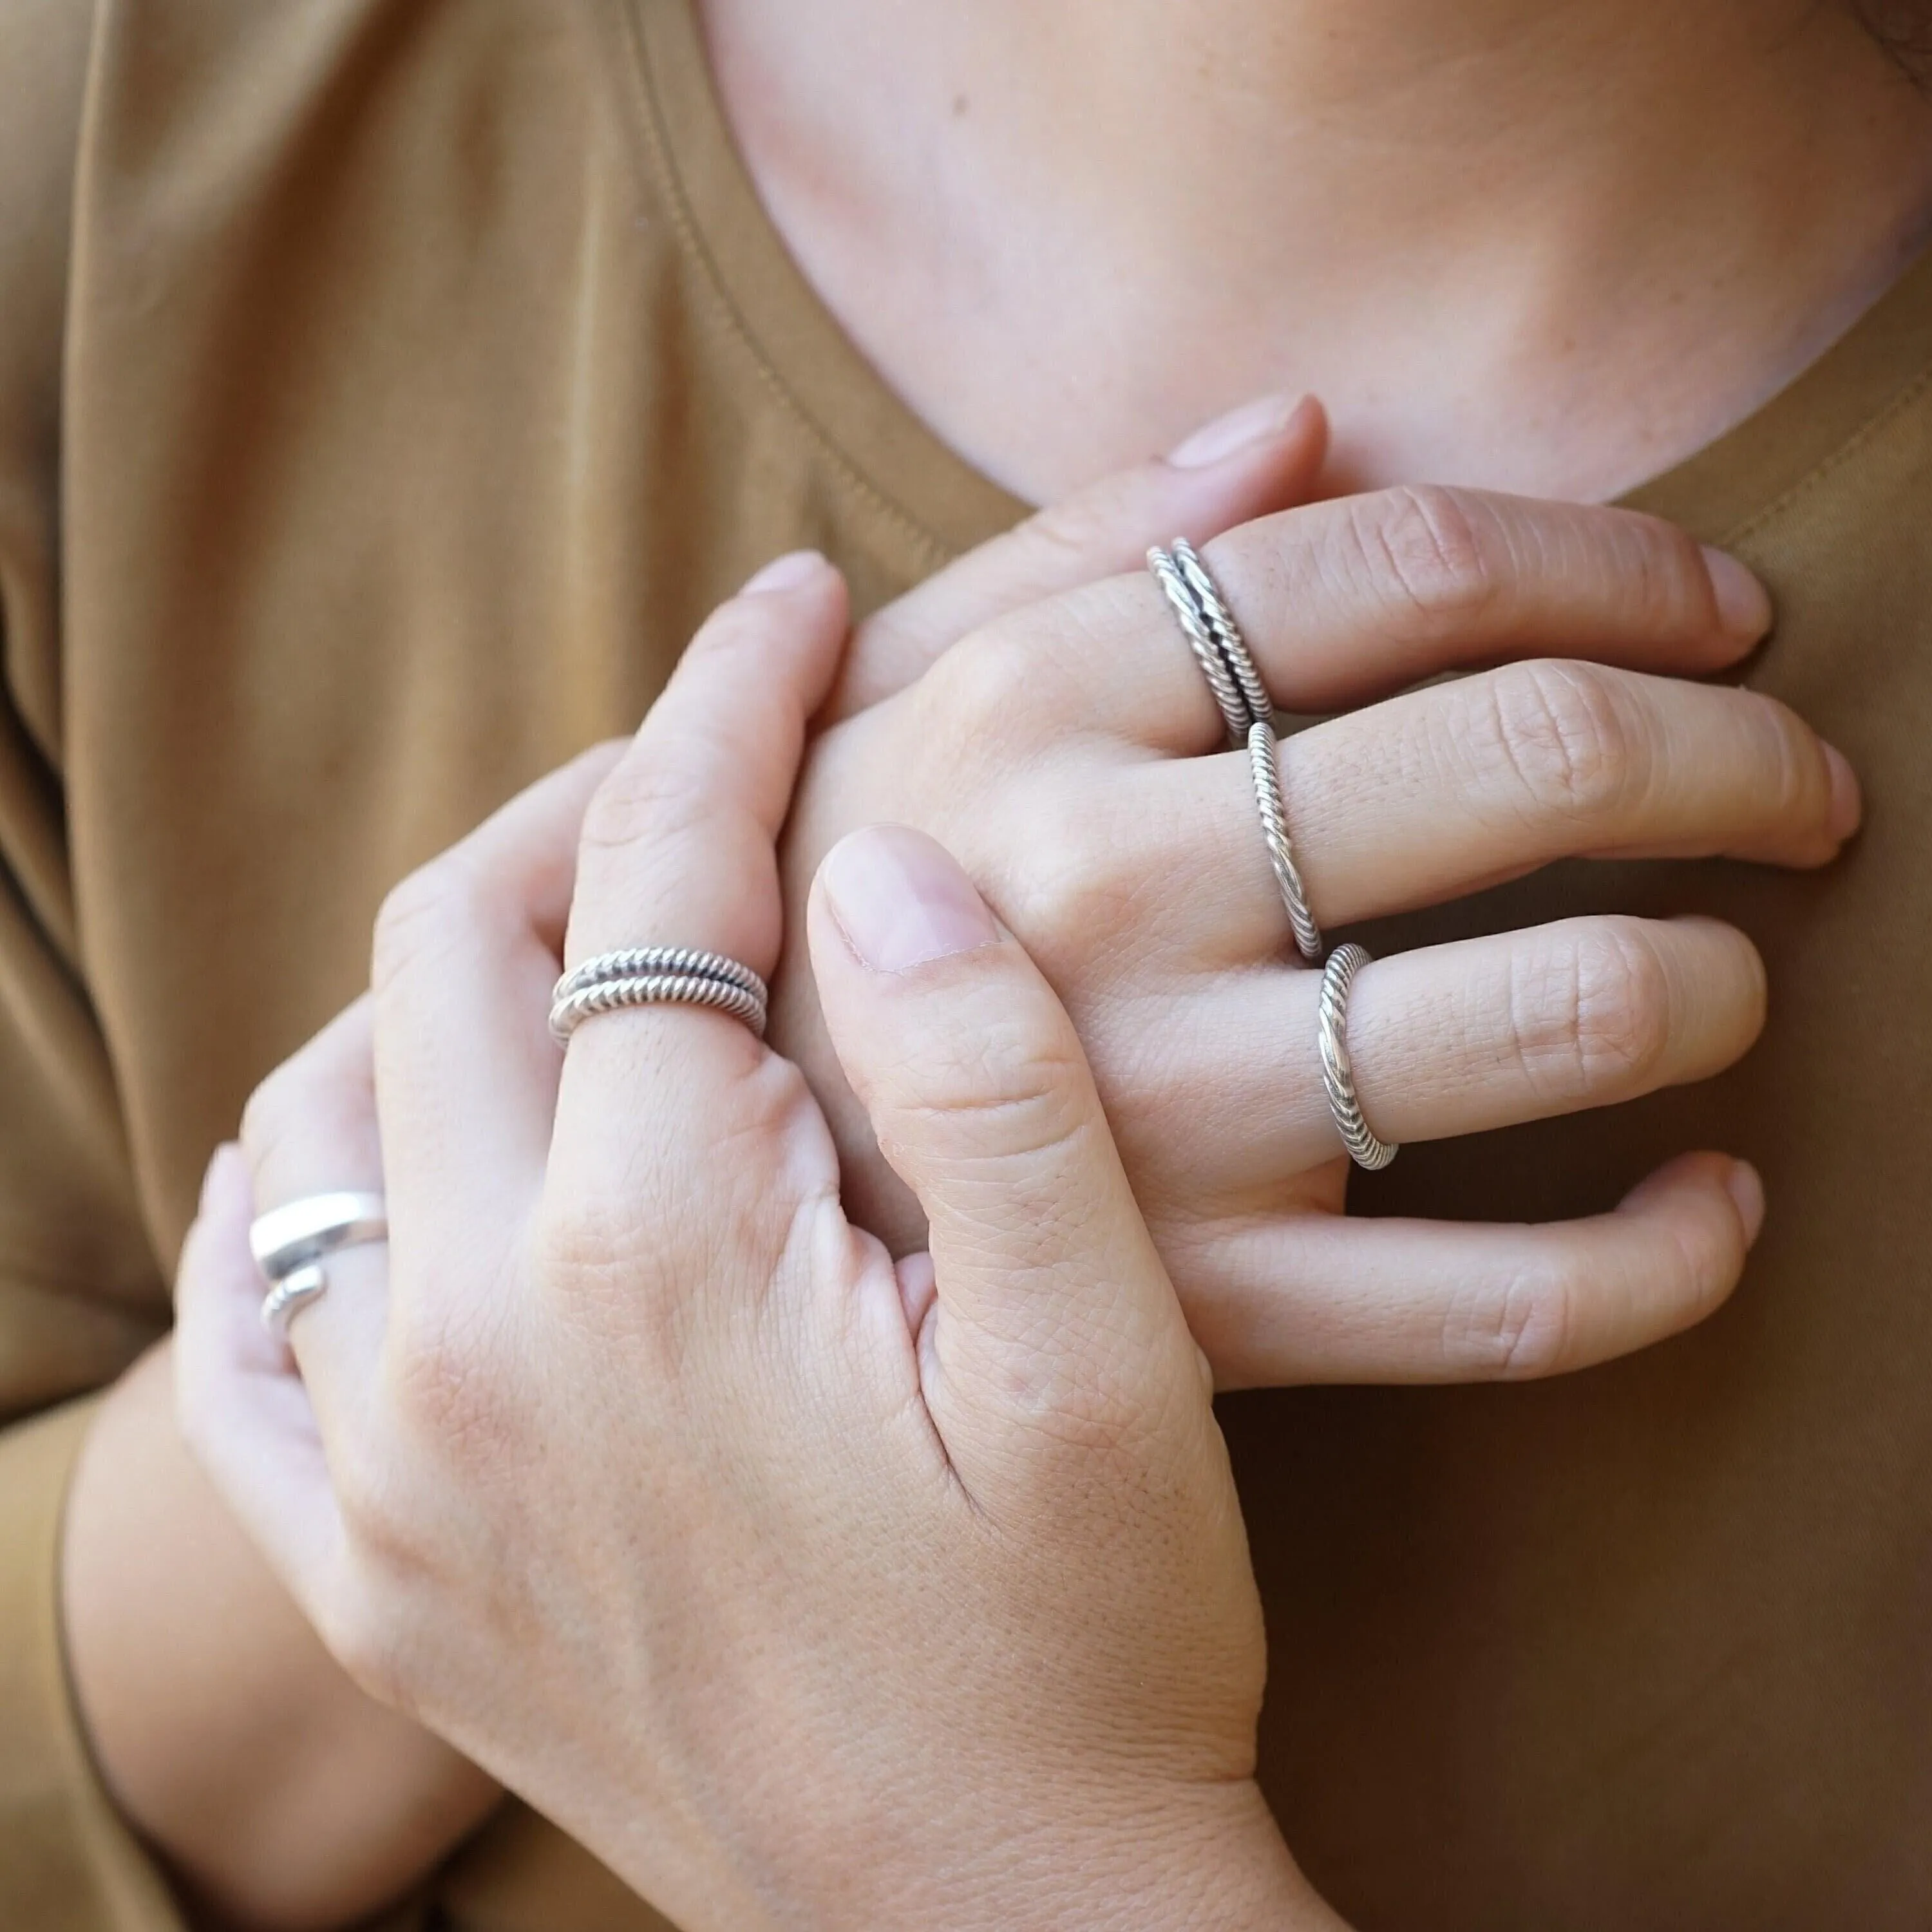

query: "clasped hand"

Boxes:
[176, 431, 1856, 1928]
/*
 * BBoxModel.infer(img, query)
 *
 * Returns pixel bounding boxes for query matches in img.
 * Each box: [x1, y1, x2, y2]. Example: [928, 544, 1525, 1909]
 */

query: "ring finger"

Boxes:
[1099, 914, 1765, 1197]
[236, 997, 390, 1441]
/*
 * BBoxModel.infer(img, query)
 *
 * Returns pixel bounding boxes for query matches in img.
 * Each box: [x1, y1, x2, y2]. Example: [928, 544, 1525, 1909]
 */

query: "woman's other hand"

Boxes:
[779, 480, 1859, 1387]
[58, 393, 1320, 1932]
[176, 560, 1340, 1931]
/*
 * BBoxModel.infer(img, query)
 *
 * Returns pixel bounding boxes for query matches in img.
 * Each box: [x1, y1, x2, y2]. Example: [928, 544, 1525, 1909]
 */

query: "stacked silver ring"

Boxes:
[1148, 537, 1271, 744]
[1316, 944, 1398, 1171]
[1151, 540, 1395, 1169]
[251, 1191, 390, 1334]
[1150, 538, 1323, 961]
[549, 945, 769, 1045]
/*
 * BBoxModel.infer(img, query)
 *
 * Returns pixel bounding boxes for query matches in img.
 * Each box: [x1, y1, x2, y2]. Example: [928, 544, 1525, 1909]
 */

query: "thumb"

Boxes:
[808, 825, 1206, 1465]
[826, 393, 1327, 719]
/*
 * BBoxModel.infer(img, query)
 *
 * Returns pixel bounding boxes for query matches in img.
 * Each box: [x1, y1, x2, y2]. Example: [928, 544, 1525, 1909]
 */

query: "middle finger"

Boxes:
[1050, 658, 1853, 964]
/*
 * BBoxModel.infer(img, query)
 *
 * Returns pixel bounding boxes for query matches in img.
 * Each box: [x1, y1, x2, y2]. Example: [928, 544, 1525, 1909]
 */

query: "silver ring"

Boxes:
[1171, 539, 1273, 730]
[1317, 943, 1398, 1171]
[1247, 721, 1323, 962]
[550, 946, 769, 1045]
[261, 1264, 328, 1335]
[250, 1191, 390, 1281]
[1148, 543, 1253, 743]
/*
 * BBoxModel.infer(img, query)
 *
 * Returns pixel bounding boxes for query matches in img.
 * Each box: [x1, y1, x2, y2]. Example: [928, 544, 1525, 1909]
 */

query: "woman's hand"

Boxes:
[176, 560, 1341, 1931]
[780, 484, 1858, 1386]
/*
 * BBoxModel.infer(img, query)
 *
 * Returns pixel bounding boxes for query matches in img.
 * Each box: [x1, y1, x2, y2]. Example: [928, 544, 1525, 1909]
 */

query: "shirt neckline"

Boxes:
[627, 0, 1932, 558]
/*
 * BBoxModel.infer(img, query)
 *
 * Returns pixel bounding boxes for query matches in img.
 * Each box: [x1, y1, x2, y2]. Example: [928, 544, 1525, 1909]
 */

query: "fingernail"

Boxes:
[1165, 391, 1307, 469]
[1823, 743, 1862, 843]
[1700, 547, 1772, 642]
[1726, 1160, 1766, 1246]
[742, 549, 826, 596]
[821, 825, 999, 972]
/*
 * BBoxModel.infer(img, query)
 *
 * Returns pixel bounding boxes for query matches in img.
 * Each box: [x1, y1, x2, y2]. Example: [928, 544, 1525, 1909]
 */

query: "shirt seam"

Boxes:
[1716, 357, 1932, 548]
[609, 3, 956, 575]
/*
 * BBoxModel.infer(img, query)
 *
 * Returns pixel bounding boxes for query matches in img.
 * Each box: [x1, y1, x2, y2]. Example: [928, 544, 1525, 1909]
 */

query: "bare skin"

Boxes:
[61, 1, 1932, 1925]
[699, 0, 1932, 502]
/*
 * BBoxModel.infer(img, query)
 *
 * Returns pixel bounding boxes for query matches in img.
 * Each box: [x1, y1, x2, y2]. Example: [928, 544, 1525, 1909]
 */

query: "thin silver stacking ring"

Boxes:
[250, 1190, 390, 1335]
[550, 945, 769, 1044]
[1148, 542, 1250, 743]
[1317, 943, 1398, 1171]
[1247, 721, 1323, 961]
[1172, 539, 1273, 728]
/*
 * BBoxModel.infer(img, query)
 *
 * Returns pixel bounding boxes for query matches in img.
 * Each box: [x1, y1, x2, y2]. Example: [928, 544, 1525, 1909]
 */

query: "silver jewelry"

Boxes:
[260, 1264, 328, 1335]
[250, 1191, 390, 1335]
[549, 945, 769, 1045]
[1316, 943, 1398, 1171]
[1247, 721, 1323, 962]
[1148, 543, 1253, 743]
[1171, 539, 1273, 730]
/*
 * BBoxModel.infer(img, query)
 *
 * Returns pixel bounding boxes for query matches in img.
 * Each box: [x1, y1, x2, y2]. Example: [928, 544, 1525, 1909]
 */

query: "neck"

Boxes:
[699, 0, 1932, 502]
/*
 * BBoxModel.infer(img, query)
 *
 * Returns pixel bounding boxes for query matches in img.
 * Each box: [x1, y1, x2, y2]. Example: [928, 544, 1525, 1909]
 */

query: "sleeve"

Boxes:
[0, 4, 193, 1925]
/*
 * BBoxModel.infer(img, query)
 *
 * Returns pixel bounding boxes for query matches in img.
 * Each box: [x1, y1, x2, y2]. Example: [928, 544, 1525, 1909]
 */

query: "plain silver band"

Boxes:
[1247, 721, 1324, 963]
[1317, 943, 1399, 1171]
[550, 947, 770, 1044]
[261, 1263, 328, 1335]
[250, 1191, 390, 1281]
[1148, 544, 1250, 743]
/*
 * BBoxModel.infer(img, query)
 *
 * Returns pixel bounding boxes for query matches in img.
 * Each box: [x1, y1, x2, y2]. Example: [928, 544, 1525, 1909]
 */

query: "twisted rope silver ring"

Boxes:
[1247, 721, 1323, 962]
[1316, 943, 1399, 1171]
[1173, 539, 1273, 729]
[550, 945, 769, 1045]
[1149, 542, 1250, 743]
[250, 1191, 390, 1335]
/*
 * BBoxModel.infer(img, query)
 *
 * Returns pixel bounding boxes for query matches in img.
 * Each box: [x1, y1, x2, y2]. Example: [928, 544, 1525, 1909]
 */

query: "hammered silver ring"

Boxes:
[1316, 943, 1398, 1171]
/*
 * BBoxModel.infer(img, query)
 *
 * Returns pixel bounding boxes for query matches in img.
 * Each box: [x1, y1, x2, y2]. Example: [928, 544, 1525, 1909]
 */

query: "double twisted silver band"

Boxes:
[250, 1190, 390, 1335]
[1316, 943, 1399, 1171]
[1148, 538, 1271, 744]
[549, 945, 769, 1044]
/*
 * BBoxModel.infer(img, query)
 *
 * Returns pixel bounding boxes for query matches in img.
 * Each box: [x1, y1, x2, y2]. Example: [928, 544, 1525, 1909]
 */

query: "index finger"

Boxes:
[934, 486, 1772, 756]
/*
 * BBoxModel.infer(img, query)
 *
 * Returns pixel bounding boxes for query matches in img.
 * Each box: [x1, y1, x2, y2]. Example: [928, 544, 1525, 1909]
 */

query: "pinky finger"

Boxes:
[173, 1142, 345, 1608]
[1202, 1150, 1764, 1389]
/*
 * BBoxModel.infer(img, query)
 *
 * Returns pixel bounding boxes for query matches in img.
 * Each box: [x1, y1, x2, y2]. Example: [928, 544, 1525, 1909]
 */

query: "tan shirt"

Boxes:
[1, 3, 1928, 1926]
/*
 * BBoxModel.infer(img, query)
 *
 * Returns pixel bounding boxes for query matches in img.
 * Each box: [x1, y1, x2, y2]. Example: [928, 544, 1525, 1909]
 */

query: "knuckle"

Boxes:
[887, 1011, 1095, 1182]
[576, 746, 710, 860]
[317, 1566, 412, 1709]
[1604, 512, 1711, 629]
[913, 629, 1016, 749]
[1511, 918, 1672, 1098]
[1001, 807, 1122, 957]
[1019, 491, 1115, 569]
[1448, 1264, 1578, 1380]
[1477, 659, 1638, 819]
[370, 853, 478, 995]
[238, 1058, 307, 1164]
[1343, 484, 1498, 632]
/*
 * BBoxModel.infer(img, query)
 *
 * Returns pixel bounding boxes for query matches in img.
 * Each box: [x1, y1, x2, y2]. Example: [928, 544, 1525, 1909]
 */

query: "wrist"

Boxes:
[846, 1779, 1341, 1932]
[63, 1343, 500, 1927]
